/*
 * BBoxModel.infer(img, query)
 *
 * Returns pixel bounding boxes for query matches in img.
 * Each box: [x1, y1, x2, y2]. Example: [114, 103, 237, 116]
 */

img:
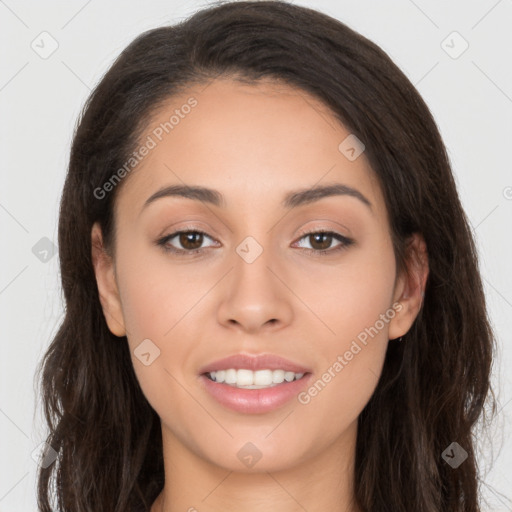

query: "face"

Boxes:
[92, 77, 426, 474]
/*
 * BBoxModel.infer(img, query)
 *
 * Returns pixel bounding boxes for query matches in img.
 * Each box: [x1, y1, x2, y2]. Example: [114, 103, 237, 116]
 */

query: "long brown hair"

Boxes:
[35, 1, 497, 510]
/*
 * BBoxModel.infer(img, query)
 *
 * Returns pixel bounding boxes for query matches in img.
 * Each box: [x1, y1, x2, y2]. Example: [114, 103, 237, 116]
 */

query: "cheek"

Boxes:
[115, 240, 201, 340]
[294, 230, 397, 346]
[115, 250, 202, 424]
[112, 243, 193, 391]
[291, 232, 395, 419]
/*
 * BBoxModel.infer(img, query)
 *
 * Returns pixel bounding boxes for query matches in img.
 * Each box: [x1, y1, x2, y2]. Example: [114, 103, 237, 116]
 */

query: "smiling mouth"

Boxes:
[203, 368, 309, 389]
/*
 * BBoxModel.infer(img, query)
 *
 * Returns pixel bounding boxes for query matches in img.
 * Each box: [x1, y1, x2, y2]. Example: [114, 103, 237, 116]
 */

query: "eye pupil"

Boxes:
[180, 232, 203, 250]
[310, 233, 332, 250]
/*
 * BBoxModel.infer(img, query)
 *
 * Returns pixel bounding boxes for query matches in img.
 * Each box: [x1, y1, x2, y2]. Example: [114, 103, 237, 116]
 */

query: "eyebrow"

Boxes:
[141, 182, 372, 213]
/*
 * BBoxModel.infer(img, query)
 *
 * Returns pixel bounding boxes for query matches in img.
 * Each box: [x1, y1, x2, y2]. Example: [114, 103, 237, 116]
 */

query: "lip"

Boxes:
[199, 372, 313, 414]
[198, 353, 312, 374]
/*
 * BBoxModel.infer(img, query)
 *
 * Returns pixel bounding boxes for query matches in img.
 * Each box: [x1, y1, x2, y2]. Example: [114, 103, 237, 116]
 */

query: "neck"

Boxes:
[151, 419, 361, 512]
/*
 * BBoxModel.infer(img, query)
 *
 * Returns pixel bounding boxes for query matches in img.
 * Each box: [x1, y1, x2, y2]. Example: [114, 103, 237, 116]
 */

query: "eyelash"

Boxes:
[155, 228, 354, 257]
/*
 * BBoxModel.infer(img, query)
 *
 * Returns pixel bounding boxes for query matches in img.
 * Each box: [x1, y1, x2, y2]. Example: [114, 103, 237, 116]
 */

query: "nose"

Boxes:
[216, 242, 294, 334]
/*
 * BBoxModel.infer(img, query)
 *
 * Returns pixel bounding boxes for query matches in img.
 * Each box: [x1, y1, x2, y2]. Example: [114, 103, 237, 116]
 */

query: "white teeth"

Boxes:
[272, 369, 285, 384]
[225, 369, 237, 384]
[237, 369, 253, 386]
[208, 369, 306, 388]
[284, 371, 295, 382]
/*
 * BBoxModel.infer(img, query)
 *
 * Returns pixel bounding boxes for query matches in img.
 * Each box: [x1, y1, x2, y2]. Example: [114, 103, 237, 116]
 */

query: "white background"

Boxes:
[1, 0, 511, 510]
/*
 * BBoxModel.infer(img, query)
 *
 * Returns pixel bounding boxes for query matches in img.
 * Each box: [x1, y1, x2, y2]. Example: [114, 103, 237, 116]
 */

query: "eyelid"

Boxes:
[295, 219, 352, 237]
[295, 223, 350, 239]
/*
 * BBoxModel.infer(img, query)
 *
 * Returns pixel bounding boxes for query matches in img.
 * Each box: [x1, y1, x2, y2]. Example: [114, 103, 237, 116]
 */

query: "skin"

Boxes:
[91, 77, 428, 512]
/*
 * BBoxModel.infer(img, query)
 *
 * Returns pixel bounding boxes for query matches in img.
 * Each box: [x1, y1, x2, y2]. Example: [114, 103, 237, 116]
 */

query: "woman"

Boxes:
[35, 1, 496, 511]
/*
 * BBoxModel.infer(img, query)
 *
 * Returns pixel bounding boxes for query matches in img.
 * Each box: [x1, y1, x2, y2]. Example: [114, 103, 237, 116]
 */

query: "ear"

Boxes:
[91, 222, 126, 337]
[388, 232, 429, 340]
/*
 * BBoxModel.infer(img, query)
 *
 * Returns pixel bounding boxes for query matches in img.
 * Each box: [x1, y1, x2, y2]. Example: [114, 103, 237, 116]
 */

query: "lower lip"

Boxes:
[199, 373, 313, 414]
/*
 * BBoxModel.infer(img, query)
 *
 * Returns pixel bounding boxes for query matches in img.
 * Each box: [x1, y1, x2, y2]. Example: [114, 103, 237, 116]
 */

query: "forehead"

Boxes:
[114, 77, 385, 220]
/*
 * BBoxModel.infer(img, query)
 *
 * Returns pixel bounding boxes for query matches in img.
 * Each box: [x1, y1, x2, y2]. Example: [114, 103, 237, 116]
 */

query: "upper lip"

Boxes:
[198, 353, 312, 374]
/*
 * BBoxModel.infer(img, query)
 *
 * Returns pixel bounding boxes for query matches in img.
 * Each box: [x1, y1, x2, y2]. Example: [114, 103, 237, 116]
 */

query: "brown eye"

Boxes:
[178, 231, 204, 250]
[308, 232, 333, 251]
[157, 230, 217, 254]
[294, 230, 354, 255]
